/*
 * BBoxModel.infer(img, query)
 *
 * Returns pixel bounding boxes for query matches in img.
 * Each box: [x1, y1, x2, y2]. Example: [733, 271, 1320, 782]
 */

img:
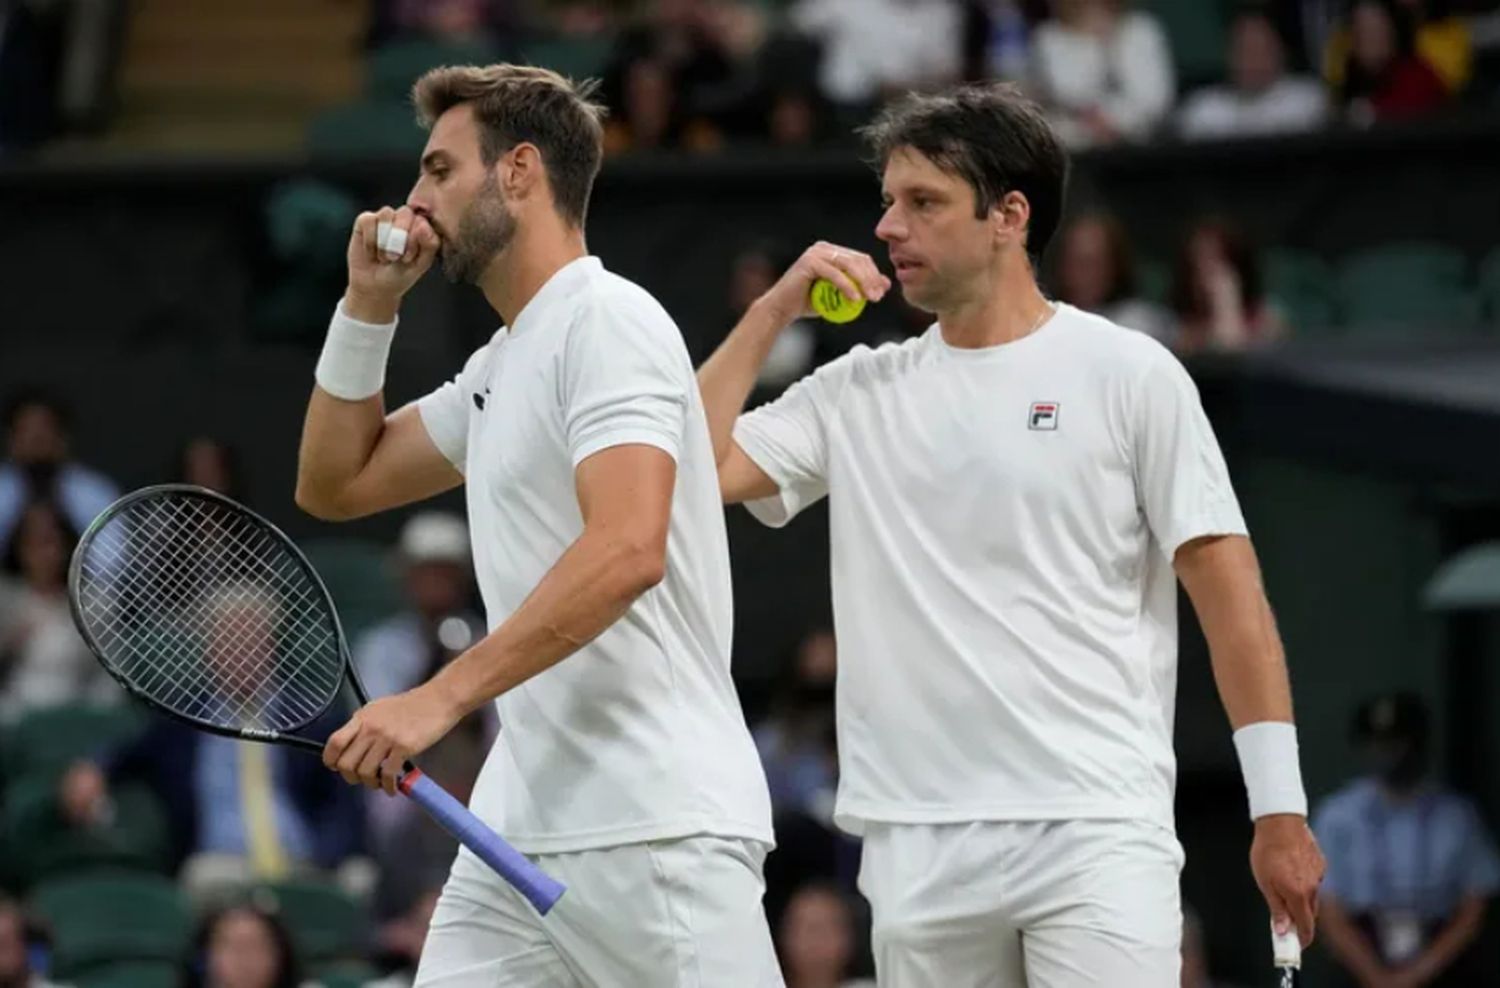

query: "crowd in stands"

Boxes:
[4, 1, 1500, 155]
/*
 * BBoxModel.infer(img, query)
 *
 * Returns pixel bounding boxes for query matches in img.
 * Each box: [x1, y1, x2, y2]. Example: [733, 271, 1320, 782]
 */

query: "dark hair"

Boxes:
[1, 499, 77, 579]
[185, 904, 300, 988]
[1353, 691, 1430, 748]
[413, 64, 607, 229]
[1169, 217, 1265, 321]
[2, 388, 71, 439]
[859, 83, 1070, 260]
[1340, 0, 1419, 102]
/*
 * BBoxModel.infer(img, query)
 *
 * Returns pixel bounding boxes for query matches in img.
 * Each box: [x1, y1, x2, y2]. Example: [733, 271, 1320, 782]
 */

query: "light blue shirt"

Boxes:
[0, 462, 117, 547]
[195, 735, 316, 863]
[1313, 777, 1500, 921]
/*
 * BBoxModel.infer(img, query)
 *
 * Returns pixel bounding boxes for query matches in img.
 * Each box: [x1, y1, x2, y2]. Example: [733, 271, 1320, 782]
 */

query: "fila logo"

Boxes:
[1029, 402, 1059, 431]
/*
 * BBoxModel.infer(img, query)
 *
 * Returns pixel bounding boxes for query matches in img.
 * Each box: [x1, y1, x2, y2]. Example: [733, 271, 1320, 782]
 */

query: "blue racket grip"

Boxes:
[399, 768, 565, 914]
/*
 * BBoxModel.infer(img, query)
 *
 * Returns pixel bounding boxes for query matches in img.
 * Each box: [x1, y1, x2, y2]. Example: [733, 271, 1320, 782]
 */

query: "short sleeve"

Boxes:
[1132, 349, 1247, 561]
[1458, 800, 1500, 898]
[732, 355, 851, 528]
[414, 345, 489, 474]
[562, 300, 689, 467]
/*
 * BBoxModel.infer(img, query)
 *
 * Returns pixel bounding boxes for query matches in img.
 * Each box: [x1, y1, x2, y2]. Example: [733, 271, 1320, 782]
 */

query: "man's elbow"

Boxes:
[615, 537, 667, 597]
[294, 482, 357, 522]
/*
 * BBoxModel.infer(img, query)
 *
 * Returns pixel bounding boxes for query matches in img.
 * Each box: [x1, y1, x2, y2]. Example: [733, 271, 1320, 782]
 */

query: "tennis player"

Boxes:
[295, 65, 779, 986]
[696, 83, 1326, 985]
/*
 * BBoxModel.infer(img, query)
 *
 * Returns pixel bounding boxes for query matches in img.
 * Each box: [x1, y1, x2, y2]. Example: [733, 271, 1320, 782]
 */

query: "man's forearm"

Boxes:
[696, 300, 789, 463]
[1410, 895, 1485, 982]
[425, 529, 663, 719]
[296, 388, 386, 516]
[1321, 897, 1389, 983]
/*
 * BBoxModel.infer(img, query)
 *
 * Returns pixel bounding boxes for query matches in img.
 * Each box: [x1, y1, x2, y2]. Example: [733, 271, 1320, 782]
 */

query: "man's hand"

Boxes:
[344, 205, 441, 323]
[755, 241, 890, 329]
[1251, 813, 1326, 947]
[323, 683, 462, 794]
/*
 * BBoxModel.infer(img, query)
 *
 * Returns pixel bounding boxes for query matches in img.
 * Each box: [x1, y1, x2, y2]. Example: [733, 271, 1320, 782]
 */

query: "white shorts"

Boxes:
[858, 818, 1184, 988]
[414, 835, 784, 988]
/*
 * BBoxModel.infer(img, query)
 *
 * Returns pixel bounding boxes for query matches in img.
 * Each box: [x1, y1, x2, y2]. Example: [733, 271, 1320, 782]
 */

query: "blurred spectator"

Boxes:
[1168, 218, 1284, 354]
[603, 0, 767, 153]
[789, 0, 963, 109]
[1334, 0, 1451, 124]
[0, 896, 62, 988]
[1181, 904, 1247, 988]
[777, 882, 874, 988]
[1313, 692, 1500, 987]
[0, 389, 118, 558]
[1326, 0, 1472, 97]
[354, 513, 490, 918]
[0, 499, 119, 720]
[183, 903, 301, 988]
[754, 628, 838, 822]
[368, 886, 441, 988]
[1178, 10, 1328, 140]
[366, 0, 515, 49]
[1051, 212, 1172, 340]
[755, 35, 834, 148]
[722, 243, 818, 386]
[57, 705, 366, 896]
[1031, 0, 1175, 147]
[177, 436, 243, 499]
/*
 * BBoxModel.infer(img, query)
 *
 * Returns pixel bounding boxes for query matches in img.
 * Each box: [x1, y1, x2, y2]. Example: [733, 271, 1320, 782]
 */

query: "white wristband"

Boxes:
[1233, 721, 1308, 820]
[315, 299, 397, 400]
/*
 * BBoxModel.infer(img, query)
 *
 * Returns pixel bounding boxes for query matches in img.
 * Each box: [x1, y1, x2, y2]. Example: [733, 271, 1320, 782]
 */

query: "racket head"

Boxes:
[68, 484, 360, 742]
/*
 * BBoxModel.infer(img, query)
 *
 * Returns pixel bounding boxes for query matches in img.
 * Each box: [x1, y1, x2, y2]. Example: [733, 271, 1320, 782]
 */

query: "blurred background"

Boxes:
[4, 0, 1500, 986]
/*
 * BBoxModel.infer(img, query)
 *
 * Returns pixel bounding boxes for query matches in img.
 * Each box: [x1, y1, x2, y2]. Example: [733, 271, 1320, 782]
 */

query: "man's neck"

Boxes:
[478, 220, 588, 327]
[937, 262, 1053, 350]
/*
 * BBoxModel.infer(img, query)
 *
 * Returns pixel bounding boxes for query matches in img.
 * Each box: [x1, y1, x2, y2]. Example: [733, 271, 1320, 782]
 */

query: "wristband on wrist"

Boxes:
[1233, 721, 1308, 820]
[314, 298, 397, 400]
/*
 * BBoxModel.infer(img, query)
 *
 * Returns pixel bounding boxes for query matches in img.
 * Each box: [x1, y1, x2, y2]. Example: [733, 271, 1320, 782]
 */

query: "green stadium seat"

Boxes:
[29, 872, 192, 976]
[1140, 0, 1230, 87]
[1335, 242, 1479, 334]
[72, 961, 181, 988]
[1478, 248, 1500, 326]
[312, 960, 382, 988]
[519, 35, 616, 80]
[368, 39, 505, 102]
[252, 879, 367, 965]
[2, 778, 172, 890]
[1, 703, 146, 784]
[299, 538, 402, 641]
[1264, 248, 1338, 337]
[1135, 258, 1170, 305]
[306, 101, 428, 158]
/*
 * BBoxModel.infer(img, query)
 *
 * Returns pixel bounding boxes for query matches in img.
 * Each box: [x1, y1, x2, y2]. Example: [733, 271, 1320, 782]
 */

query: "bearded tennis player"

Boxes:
[696, 82, 1325, 986]
[295, 65, 779, 986]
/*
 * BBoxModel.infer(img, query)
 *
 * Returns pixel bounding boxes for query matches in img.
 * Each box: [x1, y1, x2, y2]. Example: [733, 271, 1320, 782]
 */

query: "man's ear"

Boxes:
[502, 142, 544, 202]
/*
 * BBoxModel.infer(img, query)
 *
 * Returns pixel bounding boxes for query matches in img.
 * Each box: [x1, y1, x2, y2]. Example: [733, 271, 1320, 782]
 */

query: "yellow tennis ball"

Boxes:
[809, 278, 866, 324]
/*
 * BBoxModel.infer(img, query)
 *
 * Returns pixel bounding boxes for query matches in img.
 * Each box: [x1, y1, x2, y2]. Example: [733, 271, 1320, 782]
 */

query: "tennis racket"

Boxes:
[1273, 923, 1302, 987]
[67, 483, 565, 915]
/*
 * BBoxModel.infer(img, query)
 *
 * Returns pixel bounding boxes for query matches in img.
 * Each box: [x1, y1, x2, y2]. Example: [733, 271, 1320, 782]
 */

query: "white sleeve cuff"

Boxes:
[1233, 721, 1308, 820]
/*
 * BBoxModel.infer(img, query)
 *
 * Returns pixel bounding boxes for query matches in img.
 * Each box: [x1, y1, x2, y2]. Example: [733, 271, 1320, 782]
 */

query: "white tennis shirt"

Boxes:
[733, 304, 1246, 834]
[414, 257, 772, 854]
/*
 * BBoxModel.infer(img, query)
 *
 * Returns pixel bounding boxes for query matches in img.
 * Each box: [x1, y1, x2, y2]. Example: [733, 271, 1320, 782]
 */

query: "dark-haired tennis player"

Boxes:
[697, 82, 1325, 986]
[295, 65, 778, 986]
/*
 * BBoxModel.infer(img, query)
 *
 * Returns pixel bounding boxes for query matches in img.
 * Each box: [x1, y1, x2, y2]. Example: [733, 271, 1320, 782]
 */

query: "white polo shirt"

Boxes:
[414, 257, 772, 854]
[733, 304, 1246, 834]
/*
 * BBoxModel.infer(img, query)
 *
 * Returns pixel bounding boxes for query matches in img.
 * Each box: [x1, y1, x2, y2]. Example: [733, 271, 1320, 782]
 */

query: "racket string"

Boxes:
[74, 491, 345, 733]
